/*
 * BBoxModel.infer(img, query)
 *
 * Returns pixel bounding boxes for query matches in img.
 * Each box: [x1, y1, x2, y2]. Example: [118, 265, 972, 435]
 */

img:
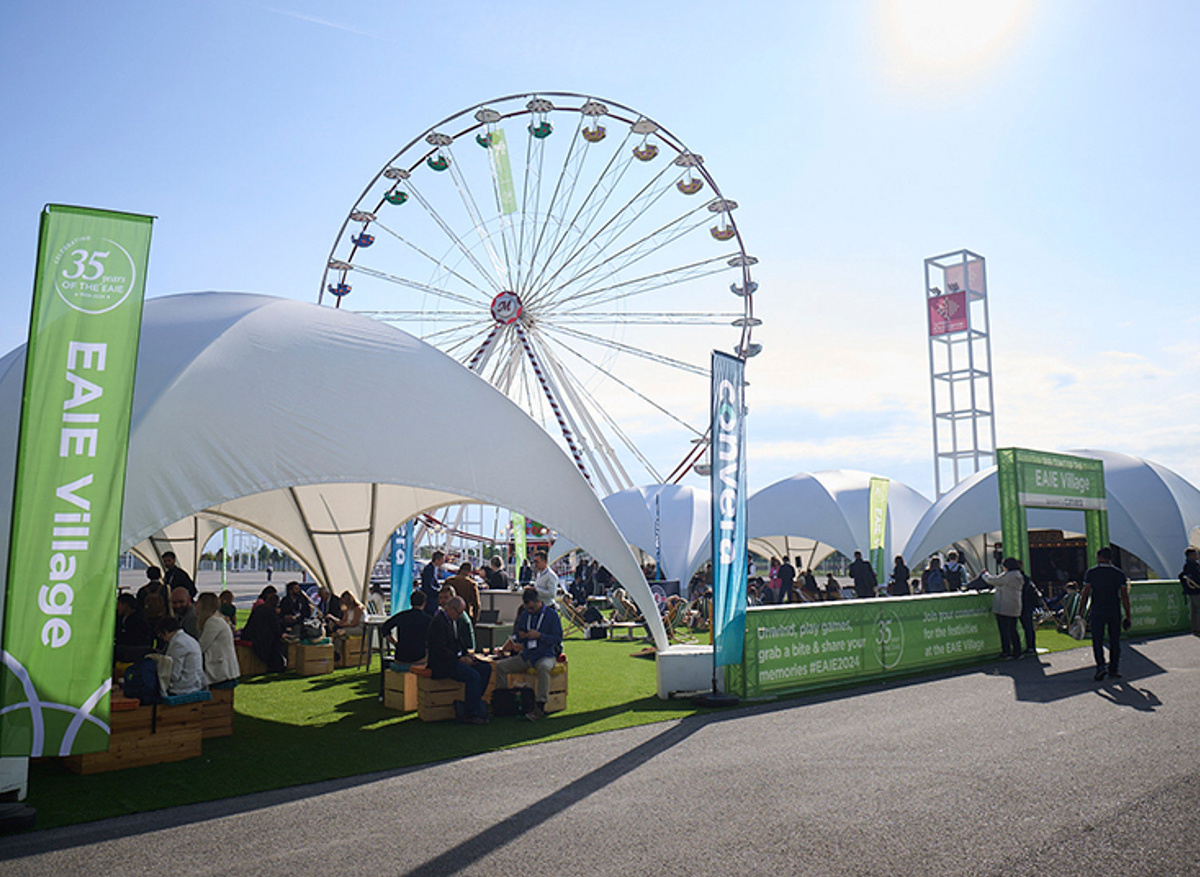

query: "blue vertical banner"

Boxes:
[710, 351, 748, 667]
[389, 521, 413, 615]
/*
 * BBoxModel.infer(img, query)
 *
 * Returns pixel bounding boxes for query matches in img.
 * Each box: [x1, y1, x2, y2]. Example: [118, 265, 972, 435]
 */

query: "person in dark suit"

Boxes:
[114, 593, 153, 662]
[427, 596, 491, 723]
[420, 551, 446, 616]
[161, 551, 195, 598]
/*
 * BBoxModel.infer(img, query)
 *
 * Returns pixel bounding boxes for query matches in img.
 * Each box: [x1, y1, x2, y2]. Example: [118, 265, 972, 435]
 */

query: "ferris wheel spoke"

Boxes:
[550, 353, 669, 484]
[346, 263, 484, 309]
[538, 323, 707, 376]
[405, 181, 504, 294]
[445, 142, 512, 286]
[360, 310, 480, 321]
[418, 315, 494, 344]
[513, 122, 548, 294]
[526, 331, 625, 493]
[556, 254, 737, 312]
[541, 205, 712, 305]
[552, 331, 704, 437]
[544, 311, 742, 325]
[439, 322, 498, 357]
[528, 160, 678, 309]
[523, 127, 637, 308]
[522, 112, 590, 296]
[372, 219, 494, 300]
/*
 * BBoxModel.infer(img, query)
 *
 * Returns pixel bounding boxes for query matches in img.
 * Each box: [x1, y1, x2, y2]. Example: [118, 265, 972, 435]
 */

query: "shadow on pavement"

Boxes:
[1001, 643, 1165, 707]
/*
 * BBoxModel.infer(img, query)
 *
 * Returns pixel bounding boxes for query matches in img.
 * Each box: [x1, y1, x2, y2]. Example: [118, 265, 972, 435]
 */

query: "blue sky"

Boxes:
[2, 0, 1197, 501]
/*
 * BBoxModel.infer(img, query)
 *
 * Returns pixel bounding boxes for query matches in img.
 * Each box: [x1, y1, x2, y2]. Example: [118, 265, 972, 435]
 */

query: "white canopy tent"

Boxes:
[550, 484, 712, 584]
[745, 470, 932, 571]
[0, 292, 667, 648]
[902, 448, 1200, 579]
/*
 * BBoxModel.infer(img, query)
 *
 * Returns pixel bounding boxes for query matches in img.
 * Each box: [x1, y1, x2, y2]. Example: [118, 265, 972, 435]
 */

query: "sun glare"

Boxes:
[879, 0, 1032, 75]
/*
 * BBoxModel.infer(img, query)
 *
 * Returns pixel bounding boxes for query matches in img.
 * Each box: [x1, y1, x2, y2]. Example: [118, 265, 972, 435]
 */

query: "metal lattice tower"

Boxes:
[924, 249, 997, 498]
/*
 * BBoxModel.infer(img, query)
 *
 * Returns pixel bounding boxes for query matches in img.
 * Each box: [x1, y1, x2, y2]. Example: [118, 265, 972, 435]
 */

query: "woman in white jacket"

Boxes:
[983, 557, 1025, 660]
[197, 592, 240, 685]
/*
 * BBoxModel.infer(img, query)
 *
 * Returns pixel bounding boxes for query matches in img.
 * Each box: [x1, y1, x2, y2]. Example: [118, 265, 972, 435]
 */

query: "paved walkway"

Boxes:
[4, 635, 1199, 875]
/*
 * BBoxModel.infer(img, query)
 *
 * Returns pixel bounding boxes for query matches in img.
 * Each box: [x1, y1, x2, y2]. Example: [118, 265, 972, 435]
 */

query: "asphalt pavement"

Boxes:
[3, 634, 1199, 876]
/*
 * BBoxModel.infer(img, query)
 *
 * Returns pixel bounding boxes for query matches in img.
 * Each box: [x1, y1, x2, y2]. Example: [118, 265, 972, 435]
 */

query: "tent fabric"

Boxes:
[0, 292, 667, 648]
[745, 470, 932, 568]
[902, 449, 1200, 579]
[550, 484, 712, 583]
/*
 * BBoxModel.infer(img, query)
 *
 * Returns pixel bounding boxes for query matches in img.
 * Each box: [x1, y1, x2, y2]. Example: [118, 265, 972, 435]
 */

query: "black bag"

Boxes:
[585, 624, 609, 640]
[491, 687, 535, 716]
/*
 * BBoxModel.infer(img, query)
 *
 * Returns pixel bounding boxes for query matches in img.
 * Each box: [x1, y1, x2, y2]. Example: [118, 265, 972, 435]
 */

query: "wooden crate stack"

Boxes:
[288, 641, 334, 676]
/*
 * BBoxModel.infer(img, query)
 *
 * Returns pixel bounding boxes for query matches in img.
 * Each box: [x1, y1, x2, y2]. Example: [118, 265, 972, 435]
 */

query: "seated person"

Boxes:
[171, 587, 200, 639]
[377, 590, 433, 700]
[800, 567, 821, 601]
[427, 595, 491, 724]
[158, 616, 206, 696]
[279, 580, 313, 634]
[242, 592, 287, 672]
[114, 593, 153, 663]
[196, 592, 239, 685]
[218, 589, 238, 629]
[331, 590, 365, 660]
[315, 585, 342, 631]
[436, 585, 475, 652]
[492, 586, 563, 722]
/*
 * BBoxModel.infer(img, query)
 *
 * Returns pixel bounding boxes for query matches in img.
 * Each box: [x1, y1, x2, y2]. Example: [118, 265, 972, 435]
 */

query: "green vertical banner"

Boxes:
[512, 512, 527, 572]
[489, 129, 518, 216]
[868, 477, 889, 585]
[1, 205, 153, 757]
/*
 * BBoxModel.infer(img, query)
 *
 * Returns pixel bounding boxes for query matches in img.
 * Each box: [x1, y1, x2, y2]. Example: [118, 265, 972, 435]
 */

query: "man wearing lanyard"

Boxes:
[493, 586, 563, 722]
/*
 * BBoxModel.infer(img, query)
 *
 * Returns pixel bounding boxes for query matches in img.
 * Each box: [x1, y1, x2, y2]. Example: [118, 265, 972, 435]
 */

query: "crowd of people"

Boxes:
[116, 552, 238, 697]
[381, 550, 565, 724]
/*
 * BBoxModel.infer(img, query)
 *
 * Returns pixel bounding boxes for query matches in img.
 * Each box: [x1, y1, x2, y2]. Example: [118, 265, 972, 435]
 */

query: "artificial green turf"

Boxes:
[24, 626, 1095, 830]
[25, 635, 698, 829]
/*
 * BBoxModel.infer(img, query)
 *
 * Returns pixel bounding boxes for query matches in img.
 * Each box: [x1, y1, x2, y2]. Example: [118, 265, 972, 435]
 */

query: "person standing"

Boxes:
[1081, 547, 1133, 681]
[484, 555, 511, 591]
[943, 552, 966, 591]
[1019, 574, 1042, 656]
[848, 550, 877, 599]
[444, 562, 481, 623]
[532, 550, 559, 606]
[889, 556, 911, 596]
[161, 551, 195, 599]
[420, 550, 446, 616]
[983, 557, 1025, 660]
[777, 556, 796, 604]
[1180, 548, 1200, 636]
[921, 557, 946, 593]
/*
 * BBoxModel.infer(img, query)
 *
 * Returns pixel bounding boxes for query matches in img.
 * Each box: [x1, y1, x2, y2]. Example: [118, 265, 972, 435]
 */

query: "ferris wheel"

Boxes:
[320, 92, 760, 495]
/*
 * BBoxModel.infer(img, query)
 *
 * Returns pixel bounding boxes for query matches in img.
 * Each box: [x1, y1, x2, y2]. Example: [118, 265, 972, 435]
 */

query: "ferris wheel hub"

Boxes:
[490, 290, 523, 325]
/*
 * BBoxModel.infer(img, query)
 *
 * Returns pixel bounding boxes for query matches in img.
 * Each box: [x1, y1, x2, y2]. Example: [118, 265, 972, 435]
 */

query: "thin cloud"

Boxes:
[259, 5, 382, 40]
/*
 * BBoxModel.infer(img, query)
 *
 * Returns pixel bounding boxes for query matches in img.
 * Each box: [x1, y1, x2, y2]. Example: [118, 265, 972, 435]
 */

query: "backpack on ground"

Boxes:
[491, 687, 535, 716]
